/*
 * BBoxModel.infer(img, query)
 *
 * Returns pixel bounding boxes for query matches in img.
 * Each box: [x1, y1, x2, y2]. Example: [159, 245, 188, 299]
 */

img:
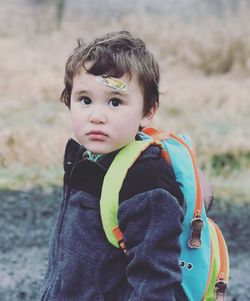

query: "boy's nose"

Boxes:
[89, 109, 107, 124]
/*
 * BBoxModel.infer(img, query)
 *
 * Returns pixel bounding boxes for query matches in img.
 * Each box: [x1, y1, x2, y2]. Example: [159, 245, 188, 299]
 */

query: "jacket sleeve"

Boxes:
[118, 188, 184, 301]
[119, 148, 184, 208]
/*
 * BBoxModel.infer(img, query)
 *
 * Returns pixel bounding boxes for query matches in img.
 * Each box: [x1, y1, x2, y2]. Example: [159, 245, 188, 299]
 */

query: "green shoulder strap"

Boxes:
[100, 140, 158, 247]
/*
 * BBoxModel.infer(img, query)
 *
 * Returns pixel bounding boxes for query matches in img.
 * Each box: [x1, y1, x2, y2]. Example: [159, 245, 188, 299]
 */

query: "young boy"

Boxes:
[40, 31, 188, 301]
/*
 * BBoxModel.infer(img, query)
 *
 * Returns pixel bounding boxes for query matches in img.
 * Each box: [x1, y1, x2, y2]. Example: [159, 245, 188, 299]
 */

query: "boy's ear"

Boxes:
[140, 103, 158, 128]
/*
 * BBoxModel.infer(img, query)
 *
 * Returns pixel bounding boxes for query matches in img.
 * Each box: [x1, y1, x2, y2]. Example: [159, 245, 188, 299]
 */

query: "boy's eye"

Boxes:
[80, 96, 92, 105]
[109, 98, 122, 107]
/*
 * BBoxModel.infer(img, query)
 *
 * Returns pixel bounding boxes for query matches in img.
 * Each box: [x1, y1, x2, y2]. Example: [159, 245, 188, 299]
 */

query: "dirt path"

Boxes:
[0, 187, 249, 300]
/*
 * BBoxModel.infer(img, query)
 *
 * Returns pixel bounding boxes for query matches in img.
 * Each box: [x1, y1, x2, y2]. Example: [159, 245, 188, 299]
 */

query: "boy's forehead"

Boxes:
[73, 67, 141, 94]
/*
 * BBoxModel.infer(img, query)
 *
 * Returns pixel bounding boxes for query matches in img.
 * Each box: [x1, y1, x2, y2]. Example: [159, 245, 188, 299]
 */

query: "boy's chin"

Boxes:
[88, 147, 116, 155]
[82, 143, 117, 155]
[78, 138, 130, 155]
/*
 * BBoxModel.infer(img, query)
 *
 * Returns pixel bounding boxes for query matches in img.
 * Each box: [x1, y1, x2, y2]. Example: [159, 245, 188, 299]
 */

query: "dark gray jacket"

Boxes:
[40, 139, 186, 301]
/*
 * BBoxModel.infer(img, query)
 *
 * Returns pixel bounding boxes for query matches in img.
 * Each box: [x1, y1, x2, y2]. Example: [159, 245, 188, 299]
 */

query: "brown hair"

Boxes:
[60, 31, 159, 115]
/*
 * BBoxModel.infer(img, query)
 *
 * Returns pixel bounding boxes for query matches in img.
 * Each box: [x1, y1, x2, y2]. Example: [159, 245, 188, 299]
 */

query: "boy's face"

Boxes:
[70, 67, 156, 154]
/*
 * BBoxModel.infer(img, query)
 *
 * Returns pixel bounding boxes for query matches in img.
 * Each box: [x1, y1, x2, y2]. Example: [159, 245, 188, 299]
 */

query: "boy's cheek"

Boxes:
[72, 120, 83, 133]
[70, 114, 82, 132]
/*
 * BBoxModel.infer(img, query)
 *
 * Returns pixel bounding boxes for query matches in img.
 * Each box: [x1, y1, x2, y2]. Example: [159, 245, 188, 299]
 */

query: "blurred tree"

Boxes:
[31, 0, 50, 4]
[28, 0, 66, 31]
[56, 0, 65, 28]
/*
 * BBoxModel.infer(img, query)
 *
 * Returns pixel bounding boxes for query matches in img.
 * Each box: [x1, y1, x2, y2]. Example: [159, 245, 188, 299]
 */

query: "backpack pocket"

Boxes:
[69, 189, 99, 210]
[60, 190, 110, 261]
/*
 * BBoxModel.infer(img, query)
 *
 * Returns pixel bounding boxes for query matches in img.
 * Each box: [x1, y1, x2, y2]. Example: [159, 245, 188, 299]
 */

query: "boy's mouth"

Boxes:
[87, 130, 109, 141]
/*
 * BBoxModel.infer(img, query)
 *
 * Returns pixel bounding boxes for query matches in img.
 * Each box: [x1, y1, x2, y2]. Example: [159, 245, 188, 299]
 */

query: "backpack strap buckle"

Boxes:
[188, 216, 204, 248]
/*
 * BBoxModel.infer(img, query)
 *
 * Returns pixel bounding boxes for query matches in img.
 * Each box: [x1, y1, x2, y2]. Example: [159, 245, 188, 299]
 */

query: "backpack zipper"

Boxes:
[168, 132, 203, 217]
[166, 131, 204, 248]
[208, 219, 229, 299]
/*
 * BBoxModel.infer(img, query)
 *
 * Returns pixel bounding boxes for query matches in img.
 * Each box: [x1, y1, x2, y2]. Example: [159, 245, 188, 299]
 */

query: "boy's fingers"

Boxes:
[199, 169, 214, 211]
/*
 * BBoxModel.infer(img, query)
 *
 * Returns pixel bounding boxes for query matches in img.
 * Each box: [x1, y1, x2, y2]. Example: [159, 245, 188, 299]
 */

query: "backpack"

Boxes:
[100, 127, 230, 301]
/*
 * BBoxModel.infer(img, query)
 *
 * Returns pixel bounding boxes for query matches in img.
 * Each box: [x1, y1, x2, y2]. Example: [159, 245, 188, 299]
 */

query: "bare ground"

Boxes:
[0, 187, 249, 301]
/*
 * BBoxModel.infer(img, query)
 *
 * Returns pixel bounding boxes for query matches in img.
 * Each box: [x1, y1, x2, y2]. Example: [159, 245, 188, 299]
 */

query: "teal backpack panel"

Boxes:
[140, 132, 211, 301]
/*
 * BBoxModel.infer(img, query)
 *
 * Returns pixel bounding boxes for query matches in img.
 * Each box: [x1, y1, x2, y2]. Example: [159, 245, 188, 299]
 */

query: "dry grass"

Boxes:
[0, 1, 249, 201]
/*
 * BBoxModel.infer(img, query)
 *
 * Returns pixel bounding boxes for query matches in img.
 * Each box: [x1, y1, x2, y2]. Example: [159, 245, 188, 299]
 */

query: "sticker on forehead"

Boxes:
[96, 76, 127, 91]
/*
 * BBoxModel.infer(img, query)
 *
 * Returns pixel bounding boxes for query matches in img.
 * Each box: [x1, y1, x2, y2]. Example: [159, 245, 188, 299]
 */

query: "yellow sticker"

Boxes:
[96, 76, 127, 91]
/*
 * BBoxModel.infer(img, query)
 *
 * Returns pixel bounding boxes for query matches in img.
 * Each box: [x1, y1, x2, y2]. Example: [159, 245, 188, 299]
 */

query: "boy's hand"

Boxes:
[199, 169, 214, 212]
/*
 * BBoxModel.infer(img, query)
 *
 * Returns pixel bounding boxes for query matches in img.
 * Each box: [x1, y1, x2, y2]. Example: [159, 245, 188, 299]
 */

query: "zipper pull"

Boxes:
[188, 212, 204, 248]
[215, 273, 227, 301]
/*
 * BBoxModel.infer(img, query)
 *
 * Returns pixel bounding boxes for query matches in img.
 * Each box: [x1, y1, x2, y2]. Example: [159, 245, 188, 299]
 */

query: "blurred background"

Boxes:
[0, 0, 249, 300]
